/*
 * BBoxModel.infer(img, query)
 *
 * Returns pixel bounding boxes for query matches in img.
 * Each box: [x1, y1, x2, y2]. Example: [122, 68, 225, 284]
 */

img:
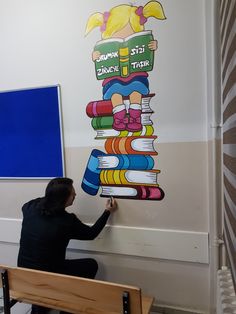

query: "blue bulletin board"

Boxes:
[0, 85, 65, 178]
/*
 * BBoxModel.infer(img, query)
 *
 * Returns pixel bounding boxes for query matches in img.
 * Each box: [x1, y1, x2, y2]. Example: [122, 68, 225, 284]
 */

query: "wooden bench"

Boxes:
[0, 265, 154, 314]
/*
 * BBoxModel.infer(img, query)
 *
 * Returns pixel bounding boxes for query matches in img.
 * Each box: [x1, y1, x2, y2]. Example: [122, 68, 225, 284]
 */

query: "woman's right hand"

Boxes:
[105, 197, 118, 212]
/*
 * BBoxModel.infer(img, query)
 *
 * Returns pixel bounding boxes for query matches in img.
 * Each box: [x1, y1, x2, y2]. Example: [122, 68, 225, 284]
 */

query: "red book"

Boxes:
[100, 184, 165, 200]
[86, 94, 155, 118]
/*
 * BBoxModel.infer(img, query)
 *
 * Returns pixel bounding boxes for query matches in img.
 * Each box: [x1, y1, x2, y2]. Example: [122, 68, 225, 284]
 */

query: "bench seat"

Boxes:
[0, 265, 154, 314]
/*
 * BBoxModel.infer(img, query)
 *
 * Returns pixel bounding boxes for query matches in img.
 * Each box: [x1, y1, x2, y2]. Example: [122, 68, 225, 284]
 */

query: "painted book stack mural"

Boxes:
[82, 1, 166, 201]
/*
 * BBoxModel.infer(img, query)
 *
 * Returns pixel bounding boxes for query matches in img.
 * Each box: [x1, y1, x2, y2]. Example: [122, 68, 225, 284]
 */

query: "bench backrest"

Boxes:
[0, 265, 144, 314]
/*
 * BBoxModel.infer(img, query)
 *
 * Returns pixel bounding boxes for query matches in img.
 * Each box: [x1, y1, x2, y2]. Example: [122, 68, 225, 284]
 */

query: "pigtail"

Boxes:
[85, 1, 166, 39]
[85, 12, 103, 36]
[143, 1, 166, 20]
[102, 6, 130, 39]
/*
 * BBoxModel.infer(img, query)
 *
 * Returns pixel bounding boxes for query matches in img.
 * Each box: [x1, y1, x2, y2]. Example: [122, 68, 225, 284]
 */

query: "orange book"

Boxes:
[104, 136, 158, 155]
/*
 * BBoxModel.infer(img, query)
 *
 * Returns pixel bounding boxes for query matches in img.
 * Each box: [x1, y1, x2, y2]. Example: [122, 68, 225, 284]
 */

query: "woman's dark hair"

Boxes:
[40, 177, 73, 216]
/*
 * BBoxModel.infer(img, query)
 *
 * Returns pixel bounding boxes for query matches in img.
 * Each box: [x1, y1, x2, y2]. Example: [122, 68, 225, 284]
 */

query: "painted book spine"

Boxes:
[119, 46, 130, 77]
[81, 149, 105, 195]
[86, 100, 113, 117]
[91, 116, 113, 129]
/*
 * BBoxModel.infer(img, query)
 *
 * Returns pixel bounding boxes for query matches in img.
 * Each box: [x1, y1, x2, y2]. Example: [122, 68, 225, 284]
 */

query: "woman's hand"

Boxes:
[105, 197, 118, 212]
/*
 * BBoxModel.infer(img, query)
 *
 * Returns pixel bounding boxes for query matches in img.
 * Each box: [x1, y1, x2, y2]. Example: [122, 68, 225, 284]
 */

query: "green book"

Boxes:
[91, 116, 113, 129]
[91, 113, 153, 130]
[94, 30, 154, 80]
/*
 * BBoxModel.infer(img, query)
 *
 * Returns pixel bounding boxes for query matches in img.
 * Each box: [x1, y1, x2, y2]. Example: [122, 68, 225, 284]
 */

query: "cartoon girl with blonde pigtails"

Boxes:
[85, 1, 166, 132]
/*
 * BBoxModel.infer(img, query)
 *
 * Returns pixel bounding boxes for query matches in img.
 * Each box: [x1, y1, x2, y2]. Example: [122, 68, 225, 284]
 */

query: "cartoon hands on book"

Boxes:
[92, 50, 101, 62]
[148, 40, 158, 51]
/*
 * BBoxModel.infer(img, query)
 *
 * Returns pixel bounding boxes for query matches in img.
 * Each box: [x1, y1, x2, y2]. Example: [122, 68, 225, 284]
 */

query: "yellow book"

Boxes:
[100, 169, 160, 186]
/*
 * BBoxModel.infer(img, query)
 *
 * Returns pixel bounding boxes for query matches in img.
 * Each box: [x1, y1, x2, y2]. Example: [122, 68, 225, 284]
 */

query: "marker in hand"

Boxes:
[106, 196, 117, 212]
[110, 196, 113, 207]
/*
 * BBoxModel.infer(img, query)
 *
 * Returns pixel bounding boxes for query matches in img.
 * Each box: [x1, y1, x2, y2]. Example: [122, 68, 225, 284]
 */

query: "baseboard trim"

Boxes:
[152, 304, 207, 314]
[0, 217, 209, 263]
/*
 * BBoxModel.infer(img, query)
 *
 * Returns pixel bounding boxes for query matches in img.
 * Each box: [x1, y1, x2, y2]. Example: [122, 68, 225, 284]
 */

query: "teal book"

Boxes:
[98, 154, 155, 170]
[94, 30, 154, 80]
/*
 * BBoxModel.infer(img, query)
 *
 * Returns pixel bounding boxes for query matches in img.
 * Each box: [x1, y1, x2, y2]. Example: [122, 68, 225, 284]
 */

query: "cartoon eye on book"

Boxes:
[81, 2, 166, 201]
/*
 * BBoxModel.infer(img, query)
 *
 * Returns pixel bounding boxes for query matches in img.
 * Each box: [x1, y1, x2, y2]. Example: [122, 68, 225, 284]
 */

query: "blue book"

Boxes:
[81, 149, 105, 195]
[97, 154, 154, 170]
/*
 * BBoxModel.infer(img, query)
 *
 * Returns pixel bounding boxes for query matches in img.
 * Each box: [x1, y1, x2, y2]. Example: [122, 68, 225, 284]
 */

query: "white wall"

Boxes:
[0, 0, 207, 145]
[0, 0, 218, 312]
